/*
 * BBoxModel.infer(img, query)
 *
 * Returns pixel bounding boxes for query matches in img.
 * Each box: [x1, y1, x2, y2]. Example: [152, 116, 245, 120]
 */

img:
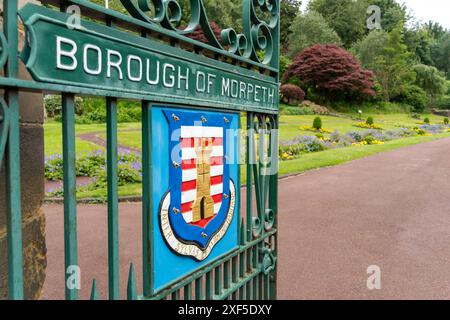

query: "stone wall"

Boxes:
[0, 0, 46, 300]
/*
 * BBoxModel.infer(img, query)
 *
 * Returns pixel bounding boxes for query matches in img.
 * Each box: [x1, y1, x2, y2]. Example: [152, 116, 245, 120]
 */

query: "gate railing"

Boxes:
[1, 0, 279, 300]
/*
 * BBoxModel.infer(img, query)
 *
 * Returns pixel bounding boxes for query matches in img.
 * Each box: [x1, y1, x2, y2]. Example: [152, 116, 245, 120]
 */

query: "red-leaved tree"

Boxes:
[280, 84, 305, 105]
[188, 21, 222, 45]
[283, 44, 375, 102]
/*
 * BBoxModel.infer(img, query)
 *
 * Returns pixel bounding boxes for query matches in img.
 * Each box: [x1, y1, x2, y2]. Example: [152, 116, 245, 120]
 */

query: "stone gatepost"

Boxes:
[0, 0, 46, 299]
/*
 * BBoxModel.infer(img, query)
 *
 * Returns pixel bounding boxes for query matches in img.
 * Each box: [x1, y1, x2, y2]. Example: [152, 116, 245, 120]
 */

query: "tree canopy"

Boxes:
[287, 11, 342, 58]
[283, 44, 375, 102]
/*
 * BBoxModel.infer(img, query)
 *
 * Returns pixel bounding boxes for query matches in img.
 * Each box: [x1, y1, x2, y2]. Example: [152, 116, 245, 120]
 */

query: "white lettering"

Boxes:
[106, 49, 123, 80]
[56, 36, 77, 71]
[196, 71, 206, 92]
[221, 77, 230, 96]
[146, 59, 160, 85]
[83, 44, 102, 75]
[254, 85, 261, 102]
[231, 79, 238, 98]
[207, 74, 216, 94]
[127, 55, 143, 82]
[163, 63, 175, 87]
[178, 66, 189, 90]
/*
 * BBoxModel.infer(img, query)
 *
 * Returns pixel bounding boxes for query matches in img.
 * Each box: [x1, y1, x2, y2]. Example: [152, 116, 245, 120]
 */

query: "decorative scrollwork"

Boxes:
[261, 247, 276, 275]
[250, 113, 278, 238]
[120, 0, 279, 67]
[0, 98, 10, 169]
[0, 32, 9, 69]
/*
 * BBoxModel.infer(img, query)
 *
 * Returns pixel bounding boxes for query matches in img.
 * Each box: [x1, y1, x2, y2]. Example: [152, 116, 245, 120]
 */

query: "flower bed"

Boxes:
[355, 122, 383, 130]
[280, 124, 449, 161]
[45, 150, 142, 196]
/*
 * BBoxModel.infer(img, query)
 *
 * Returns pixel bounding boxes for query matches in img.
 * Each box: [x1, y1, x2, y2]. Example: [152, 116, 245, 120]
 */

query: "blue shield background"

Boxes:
[152, 106, 239, 292]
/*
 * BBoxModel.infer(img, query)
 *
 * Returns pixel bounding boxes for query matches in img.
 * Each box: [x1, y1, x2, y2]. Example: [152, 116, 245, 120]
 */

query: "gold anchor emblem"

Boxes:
[191, 137, 215, 223]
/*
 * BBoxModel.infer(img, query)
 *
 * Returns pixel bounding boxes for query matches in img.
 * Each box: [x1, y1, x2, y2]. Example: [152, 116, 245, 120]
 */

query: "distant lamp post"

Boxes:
[358, 110, 363, 120]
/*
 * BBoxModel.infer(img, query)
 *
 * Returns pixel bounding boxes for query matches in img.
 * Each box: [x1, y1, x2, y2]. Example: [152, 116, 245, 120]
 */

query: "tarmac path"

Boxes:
[42, 137, 450, 299]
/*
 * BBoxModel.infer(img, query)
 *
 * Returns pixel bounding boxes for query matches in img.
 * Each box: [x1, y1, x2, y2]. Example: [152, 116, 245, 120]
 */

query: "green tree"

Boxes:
[287, 11, 342, 58]
[202, 0, 242, 30]
[413, 64, 447, 106]
[90, 0, 128, 14]
[404, 27, 434, 66]
[424, 21, 447, 40]
[372, 24, 416, 101]
[308, 0, 368, 48]
[280, 0, 302, 52]
[352, 30, 388, 69]
[431, 33, 450, 77]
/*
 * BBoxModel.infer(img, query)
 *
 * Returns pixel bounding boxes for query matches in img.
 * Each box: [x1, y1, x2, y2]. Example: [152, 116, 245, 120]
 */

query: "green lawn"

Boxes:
[44, 122, 104, 156]
[45, 113, 448, 156]
[279, 132, 450, 176]
[44, 113, 450, 199]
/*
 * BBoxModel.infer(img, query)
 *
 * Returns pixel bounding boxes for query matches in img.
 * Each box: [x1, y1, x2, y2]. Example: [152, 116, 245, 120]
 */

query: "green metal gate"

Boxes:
[1, 0, 279, 300]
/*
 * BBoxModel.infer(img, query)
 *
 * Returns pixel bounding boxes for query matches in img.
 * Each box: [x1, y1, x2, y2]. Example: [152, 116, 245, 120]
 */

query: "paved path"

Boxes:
[42, 138, 450, 299]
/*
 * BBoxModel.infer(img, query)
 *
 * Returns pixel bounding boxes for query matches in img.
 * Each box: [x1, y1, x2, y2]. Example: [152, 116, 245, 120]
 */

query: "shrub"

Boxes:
[444, 118, 449, 125]
[411, 113, 421, 119]
[45, 97, 142, 124]
[94, 161, 142, 186]
[44, 155, 64, 181]
[424, 117, 430, 124]
[312, 117, 322, 130]
[395, 85, 428, 113]
[280, 106, 315, 116]
[435, 95, 450, 110]
[366, 116, 374, 126]
[76, 151, 105, 177]
[283, 44, 375, 102]
[364, 135, 375, 145]
[280, 84, 305, 105]
[44, 95, 83, 118]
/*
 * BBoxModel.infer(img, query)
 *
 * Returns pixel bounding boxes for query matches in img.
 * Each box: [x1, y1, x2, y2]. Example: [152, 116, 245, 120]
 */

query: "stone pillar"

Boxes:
[0, 0, 46, 300]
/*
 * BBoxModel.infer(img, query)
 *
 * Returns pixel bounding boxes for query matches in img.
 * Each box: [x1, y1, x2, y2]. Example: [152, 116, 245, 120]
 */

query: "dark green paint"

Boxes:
[2, 0, 279, 301]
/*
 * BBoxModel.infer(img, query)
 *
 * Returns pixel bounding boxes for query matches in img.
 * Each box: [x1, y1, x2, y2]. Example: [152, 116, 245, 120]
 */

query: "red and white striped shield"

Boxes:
[180, 126, 224, 228]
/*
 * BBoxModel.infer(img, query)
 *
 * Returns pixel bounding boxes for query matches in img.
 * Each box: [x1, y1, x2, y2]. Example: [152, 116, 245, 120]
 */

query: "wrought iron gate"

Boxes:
[1, 0, 279, 300]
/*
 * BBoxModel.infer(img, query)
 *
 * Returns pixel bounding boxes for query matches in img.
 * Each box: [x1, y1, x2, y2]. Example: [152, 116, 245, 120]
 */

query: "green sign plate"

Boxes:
[19, 4, 279, 113]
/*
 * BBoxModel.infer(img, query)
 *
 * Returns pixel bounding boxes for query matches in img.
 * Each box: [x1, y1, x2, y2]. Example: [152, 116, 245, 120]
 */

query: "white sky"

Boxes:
[301, 0, 450, 29]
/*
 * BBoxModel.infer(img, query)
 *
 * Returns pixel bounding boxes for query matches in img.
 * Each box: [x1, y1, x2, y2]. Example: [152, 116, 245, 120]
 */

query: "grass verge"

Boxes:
[72, 133, 450, 200]
[279, 132, 450, 176]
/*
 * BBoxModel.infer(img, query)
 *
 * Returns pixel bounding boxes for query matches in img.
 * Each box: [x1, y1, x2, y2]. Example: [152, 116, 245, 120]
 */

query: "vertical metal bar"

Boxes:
[205, 271, 212, 300]
[231, 256, 237, 299]
[259, 118, 266, 224]
[184, 283, 192, 300]
[195, 277, 203, 300]
[5, 90, 22, 300]
[252, 275, 258, 300]
[142, 101, 153, 297]
[269, 116, 279, 300]
[246, 275, 252, 300]
[245, 113, 253, 302]
[252, 246, 258, 299]
[246, 113, 253, 243]
[264, 274, 270, 300]
[106, 97, 119, 300]
[4, 0, 23, 299]
[214, 265, 222, 297]
[62, 93, 78, 300]
[127, 263, 138, 300]
[224, 260, 230, 291]
[171, 289, 180, 300]
[239, 250, 245, 299]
